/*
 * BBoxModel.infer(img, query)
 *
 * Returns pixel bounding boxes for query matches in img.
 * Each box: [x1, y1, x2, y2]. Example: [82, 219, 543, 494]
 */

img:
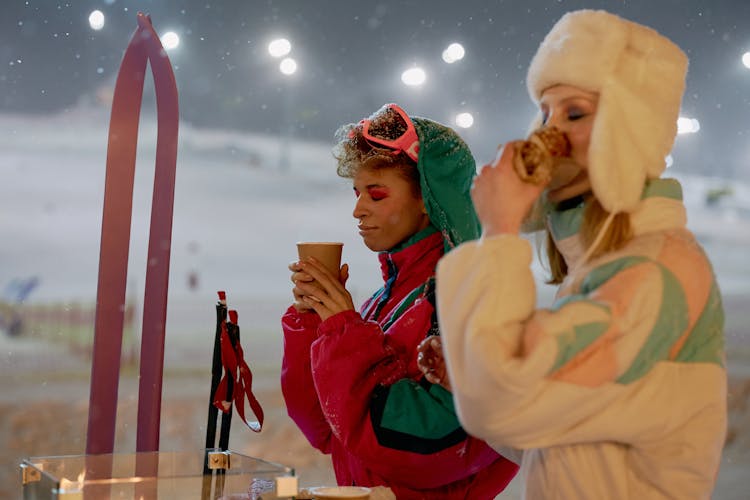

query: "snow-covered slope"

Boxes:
[1, 107, 748, 309]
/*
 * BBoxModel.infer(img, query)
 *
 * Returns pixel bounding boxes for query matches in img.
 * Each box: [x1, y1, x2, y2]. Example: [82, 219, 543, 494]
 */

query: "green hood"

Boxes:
[412, 117, 480, 252]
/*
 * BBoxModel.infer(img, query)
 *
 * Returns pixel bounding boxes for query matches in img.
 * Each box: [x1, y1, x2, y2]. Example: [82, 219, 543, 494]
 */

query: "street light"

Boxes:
[442, 43, 465, 64]
[268, 39, 296, 172]
[455, 112, 474, 128]
[160, 32, 180, 51]
[401, 67, 426, 87]
[279, 57, 297, 76]
[88, 10, 105, 31]
[677, 116, 700, 134]
[268, 38, 291, 58]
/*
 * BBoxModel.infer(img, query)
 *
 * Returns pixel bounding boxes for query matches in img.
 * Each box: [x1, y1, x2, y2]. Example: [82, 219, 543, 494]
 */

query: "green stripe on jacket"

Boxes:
[550, 255, 721, 385]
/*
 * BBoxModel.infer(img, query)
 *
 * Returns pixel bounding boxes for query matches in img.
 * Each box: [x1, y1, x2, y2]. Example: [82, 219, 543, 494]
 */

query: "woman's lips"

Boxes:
[358, 225, 377, 236]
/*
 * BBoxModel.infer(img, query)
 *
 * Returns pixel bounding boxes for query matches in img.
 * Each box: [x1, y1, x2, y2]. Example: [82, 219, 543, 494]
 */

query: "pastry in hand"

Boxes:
[513, 126, 575, 186]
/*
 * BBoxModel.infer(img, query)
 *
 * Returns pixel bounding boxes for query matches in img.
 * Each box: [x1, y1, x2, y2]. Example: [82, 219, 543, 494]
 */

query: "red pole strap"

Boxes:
[85, 12, 179, 455]
[212, 312, 265, 433]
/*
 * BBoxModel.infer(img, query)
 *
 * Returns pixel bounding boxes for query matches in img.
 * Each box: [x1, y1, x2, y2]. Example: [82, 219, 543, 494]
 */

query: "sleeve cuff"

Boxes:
[282, 305, 322, 332]
[318, 309, 362, 336]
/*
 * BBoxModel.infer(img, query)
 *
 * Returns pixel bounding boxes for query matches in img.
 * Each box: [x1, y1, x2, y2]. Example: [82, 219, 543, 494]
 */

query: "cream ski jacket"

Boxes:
[436, 179, 726, 499]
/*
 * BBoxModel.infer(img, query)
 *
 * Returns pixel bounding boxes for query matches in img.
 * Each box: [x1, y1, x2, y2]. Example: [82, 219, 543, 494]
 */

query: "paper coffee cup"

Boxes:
[296, 242, 344, 276]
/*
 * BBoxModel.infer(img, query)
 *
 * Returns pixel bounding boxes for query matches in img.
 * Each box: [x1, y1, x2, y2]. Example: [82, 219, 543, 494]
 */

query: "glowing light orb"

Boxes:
[161, 32, 180, 50]
[269, 38, 292, 58]
[455, 112, 474, 128]
[279, 57, 297, 75]
[88, 10, 105, 30]
[442, 43, 465, 63]
[401, 67, 426, 86]
[677, 116, 700, 134]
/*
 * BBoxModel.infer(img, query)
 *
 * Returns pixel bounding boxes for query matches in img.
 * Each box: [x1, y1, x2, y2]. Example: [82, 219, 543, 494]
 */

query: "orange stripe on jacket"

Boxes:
[548, 264, 650, 387]
[656, 233, 713, 359]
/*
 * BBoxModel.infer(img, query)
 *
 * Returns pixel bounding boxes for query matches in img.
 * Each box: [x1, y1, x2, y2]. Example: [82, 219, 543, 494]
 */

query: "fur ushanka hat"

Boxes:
[526, 10, 688, 214]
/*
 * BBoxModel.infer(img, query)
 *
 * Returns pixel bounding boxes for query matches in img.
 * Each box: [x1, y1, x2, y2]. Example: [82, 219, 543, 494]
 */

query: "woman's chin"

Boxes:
[546, 174, 591, 203]
[361, 237, 386, 252]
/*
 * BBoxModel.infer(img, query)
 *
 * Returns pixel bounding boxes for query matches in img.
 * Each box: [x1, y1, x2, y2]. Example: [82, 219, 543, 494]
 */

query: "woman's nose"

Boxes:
[545, 111, 572, 134]
[545, 111, 562, 129]
[353, 196, 368, 219]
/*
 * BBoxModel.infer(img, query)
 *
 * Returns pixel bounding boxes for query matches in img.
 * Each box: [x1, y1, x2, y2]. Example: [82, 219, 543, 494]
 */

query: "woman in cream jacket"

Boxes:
[425, 10, 727, 500]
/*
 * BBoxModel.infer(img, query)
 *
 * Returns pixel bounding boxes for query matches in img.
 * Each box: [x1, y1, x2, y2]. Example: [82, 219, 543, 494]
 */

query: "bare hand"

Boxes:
[472, 142, 546, 237]
[289, 261, 316, 312]
[417, 335, 451, 392]
[295, 258, 354, 321]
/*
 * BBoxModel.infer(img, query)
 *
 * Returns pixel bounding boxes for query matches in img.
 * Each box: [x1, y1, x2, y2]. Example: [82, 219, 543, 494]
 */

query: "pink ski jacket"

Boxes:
[281, 230, 518, 499]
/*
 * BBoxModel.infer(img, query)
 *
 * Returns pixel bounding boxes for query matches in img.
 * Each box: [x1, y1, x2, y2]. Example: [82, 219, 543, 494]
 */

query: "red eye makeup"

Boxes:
[367, 187, 389, 200]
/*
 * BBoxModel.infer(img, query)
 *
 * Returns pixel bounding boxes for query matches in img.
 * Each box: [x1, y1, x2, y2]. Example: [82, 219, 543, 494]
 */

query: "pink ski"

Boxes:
[86, 12, 179, 456]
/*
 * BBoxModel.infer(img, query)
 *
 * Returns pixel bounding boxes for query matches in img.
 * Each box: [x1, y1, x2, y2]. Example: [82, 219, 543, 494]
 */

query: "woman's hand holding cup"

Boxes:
[291, 242, 353, 320]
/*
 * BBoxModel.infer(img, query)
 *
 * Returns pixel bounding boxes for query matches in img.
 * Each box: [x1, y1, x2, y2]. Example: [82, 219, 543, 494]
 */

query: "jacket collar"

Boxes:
[549, 178, 687, 268]
[377, 228, 442, 283]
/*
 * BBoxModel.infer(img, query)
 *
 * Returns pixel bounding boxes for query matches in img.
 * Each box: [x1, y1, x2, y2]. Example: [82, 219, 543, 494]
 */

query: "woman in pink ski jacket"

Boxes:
[281, 103, 518, 499]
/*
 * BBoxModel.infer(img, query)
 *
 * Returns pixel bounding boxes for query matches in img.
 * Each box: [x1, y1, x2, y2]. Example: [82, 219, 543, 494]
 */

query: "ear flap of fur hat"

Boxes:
[526, 10, 688, 213]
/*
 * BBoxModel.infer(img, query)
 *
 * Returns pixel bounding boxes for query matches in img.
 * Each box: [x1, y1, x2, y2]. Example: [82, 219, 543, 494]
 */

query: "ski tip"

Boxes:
[136, 12, 153, 29]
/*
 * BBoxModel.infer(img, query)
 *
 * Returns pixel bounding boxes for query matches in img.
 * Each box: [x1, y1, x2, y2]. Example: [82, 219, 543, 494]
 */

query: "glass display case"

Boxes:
[20, 449, 298, 499]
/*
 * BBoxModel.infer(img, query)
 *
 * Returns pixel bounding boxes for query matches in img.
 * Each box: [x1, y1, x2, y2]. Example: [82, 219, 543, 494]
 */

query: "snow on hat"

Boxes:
[526, 9, 688, 214]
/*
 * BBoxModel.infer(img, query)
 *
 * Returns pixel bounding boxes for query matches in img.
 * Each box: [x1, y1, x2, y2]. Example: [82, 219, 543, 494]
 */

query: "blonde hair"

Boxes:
[544, 196, 632, 284]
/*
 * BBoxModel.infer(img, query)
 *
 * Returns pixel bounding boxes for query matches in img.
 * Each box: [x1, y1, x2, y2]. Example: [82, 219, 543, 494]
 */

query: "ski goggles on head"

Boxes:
[359, 103, 420, 163]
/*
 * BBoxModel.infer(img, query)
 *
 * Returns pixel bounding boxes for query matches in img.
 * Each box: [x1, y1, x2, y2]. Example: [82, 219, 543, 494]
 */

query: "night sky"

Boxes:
[2, 0, 749, 178]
